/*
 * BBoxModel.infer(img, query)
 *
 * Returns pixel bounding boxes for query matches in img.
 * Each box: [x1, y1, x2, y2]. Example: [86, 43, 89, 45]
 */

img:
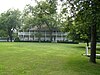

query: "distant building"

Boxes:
[18, 27, 68, 42]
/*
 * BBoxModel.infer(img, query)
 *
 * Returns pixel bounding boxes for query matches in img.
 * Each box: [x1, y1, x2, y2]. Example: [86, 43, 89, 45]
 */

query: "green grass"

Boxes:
[0, 42, 100, 75]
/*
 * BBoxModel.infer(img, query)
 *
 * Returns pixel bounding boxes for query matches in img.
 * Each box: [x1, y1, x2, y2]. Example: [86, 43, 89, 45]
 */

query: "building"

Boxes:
[18, 27, 68, 42]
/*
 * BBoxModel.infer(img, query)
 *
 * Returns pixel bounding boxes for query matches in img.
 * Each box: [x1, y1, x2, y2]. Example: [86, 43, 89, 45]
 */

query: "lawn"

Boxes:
[0, 42, 100, 75]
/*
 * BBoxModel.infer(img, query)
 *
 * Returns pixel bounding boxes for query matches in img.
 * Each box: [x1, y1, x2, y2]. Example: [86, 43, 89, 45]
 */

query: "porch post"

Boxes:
[23, 29, 24, 41]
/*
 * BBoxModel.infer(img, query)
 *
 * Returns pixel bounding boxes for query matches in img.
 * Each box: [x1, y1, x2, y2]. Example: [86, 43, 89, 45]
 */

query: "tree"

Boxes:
[0, 17, 8, 37]
[23, 3, 45, 42]
[60, 0, 100, 63]
[34, 0, 59, 42]
[0, 30, 7, 37]
[0, 9, 21, 42]
[23, 0, 59, 42]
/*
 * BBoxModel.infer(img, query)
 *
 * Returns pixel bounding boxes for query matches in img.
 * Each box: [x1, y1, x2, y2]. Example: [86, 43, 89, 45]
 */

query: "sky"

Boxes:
[0, 0, 43, 13]
[0, 0, 62, 14]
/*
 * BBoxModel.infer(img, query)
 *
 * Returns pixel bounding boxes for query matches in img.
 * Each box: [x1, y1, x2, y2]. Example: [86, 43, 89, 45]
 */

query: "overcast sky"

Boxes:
[0, 0, 61, 14]
[0, 0, 44, 13]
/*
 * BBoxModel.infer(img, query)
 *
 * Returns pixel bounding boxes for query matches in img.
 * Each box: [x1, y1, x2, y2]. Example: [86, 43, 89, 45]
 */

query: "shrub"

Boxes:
[14, 37, 20, 42]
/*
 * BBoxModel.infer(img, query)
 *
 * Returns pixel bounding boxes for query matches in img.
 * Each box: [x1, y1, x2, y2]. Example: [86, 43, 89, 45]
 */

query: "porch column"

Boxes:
[56, 31, 57, 42]
[34, 31, 35, 41]
[18, 30, 19, 38]
[45, 31, 46, 41]
[23, 29, 24, 41]
[61, 32, 64, 41]
[29, 30, 30, 41]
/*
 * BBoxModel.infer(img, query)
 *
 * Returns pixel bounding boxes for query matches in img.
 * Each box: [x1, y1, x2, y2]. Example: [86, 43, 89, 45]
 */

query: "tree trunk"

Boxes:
[45, 21, 53, 42]
[8, 30, 13, 42]
[90, 23, 96, 63]
[9, 35, 12, 42]
[90, 0, 97, 63]
[50, 31, 53, 42]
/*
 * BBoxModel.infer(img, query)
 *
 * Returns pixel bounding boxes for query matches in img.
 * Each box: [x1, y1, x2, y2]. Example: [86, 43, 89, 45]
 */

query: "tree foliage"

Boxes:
[60, 0, 100, 63]
[22, 0, 59, 42]
[0, 9, 21, 41]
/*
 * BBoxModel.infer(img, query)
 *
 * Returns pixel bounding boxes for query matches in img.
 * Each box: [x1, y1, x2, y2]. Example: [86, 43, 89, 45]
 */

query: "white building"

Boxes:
[18, 28, 68, 42]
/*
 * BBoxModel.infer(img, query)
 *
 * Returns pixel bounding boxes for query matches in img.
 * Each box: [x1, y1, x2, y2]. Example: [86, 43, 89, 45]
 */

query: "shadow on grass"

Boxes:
[96, 48, 100, 51]
[73, 45, 100, 51]
[84, 55, 100, 59]
[96, 56, 100, 59]
[73, 46, 85, 51]
[63, 57, 100, 75]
